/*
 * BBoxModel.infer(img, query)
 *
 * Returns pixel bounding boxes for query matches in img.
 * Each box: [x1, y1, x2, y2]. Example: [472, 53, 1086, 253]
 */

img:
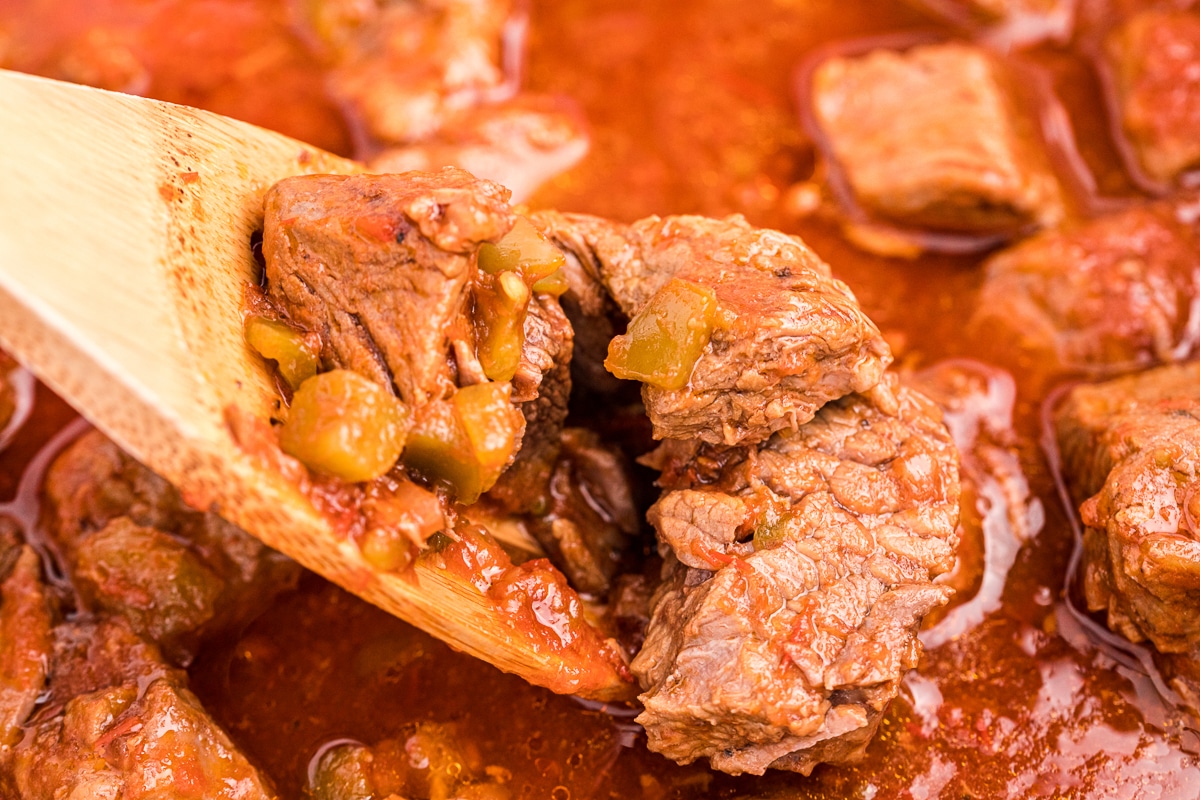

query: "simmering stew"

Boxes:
[1, 0, 1199, 797]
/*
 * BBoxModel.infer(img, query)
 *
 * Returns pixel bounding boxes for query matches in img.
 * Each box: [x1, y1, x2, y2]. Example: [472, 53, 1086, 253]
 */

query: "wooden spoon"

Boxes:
[0, 69, 634, 701]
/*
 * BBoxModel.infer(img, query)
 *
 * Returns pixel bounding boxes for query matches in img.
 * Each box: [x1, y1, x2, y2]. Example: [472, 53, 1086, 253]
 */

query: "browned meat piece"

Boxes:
[12, 615, 275, 797]
[531, 208, 625, 397]
[810, 42, 1063, 233]
[74, 518, 226, 652]
[486, 293, 574, 513]
[530, 210, 891, 446]
[263, 169, 515, 408]
[1105, 10, 1200, 183]
[369, 95, 590, 203]
[974, 201, 1200, 371]
[524, 428, 638, 596]
[1054, 363, 1200, 655]
[42, 618, 180, 712]
[14, 642, 275, 800]
[611, 572, 654, 655]
[307, 0, 515, 145]
[42, 429, 300, 663]
[632, 374, 960, 775]
[0, 546, 52, 748]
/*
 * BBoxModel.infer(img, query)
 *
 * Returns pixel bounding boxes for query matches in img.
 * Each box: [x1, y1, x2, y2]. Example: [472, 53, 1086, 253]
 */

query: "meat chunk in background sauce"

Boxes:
[0, 540, 52, 754]
[0, 519, 277, 799]
[973, 199, 1200, 372]
[1054, 362, 1200, 656]
[302, 0, 516, 145]
[41, 429, 300, 664]
[14, 617, 276, 800]
[906, 0, 1075, 47]
[531, 210, 891, 446]
[810, 42, 1063, 235]
[1105, 10, 1200, 185]
[632, 374, 960, 776]
[368, 94, 591, 204]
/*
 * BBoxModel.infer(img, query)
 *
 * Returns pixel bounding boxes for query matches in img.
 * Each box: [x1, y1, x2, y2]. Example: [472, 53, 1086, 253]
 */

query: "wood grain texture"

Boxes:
[0, 70, 631, 701]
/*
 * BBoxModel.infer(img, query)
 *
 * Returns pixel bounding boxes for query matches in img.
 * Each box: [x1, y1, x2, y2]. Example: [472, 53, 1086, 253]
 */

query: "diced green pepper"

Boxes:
[475, 271, 529, 382]
[402, 383, 520, 504]
[473, 217, 568, 382]
[279, 370, 410, 483]
[752, 503, 792, 550]
[477, 216, 566, 282]
[531, 267, 569, 296]
[402, 399, 480, 501]
[605, 278, 717, 390]
[454, 382, 519, 482]
[244, 315, 320, 389]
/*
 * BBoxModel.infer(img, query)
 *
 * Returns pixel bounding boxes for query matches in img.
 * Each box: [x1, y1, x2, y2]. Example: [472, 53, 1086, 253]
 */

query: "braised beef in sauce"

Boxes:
[2, 0, 1200, 797]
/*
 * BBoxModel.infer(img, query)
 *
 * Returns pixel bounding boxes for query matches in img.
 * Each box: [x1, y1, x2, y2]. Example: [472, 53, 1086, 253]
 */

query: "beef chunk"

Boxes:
[262, 169, 515, 408]
[530, 211, 891, 446]
[12, 614, 275, 798]
[486, 293, 575, 513]
[42, 618, 180, 712]
[1054, 363, 1200, 654]
[43, 429, 300, 663]
[311, 0, 515, 145]
[524, 428, 638, 596]
[73, 518, 226, 653]
[632, 374, 960, 775]
[974, 201, 1200, 371]
[1105, 10, 1200, 183]
[530, 208, 626, 397]
[0, 546, 52, 748]
[15, 675, 275, 799]
[263, 168, 579, 510]
[369, 95, 590, 203]
[810, 42, 1063, 233]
